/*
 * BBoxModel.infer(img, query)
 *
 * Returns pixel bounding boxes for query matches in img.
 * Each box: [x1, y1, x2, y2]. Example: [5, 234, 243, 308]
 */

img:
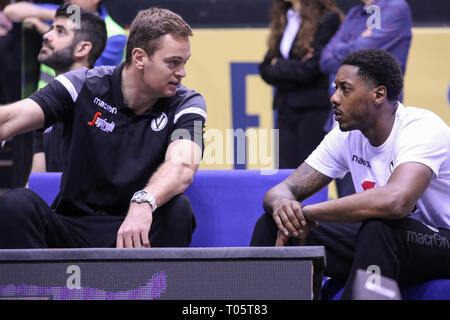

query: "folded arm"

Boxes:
[302, 162, 432, 223]
[4, 3, 55, 22]
[260, 11, 341, 86]
[264, 162, 331, 239]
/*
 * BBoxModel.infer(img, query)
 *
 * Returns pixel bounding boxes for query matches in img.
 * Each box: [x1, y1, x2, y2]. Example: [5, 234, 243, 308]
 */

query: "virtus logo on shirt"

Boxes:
[151, 113, 168, 132]
[88, 112, 115, 133]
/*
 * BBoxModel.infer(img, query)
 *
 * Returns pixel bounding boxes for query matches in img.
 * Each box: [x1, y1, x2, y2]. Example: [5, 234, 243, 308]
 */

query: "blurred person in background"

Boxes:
[30, 3, 107, 173]
[259, 0, 343, 169]
[4, 0, 127, 88]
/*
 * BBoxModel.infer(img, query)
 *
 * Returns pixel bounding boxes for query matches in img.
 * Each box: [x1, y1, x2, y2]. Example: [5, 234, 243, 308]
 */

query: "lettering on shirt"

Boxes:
[88, 112, 115, 133]
[93, 97, 118, 115]
[352, 154, 372, 168]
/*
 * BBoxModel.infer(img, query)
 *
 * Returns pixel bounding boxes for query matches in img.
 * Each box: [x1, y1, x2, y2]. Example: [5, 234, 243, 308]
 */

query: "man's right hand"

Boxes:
[272, 199, 308, 238]
[272, 199, 318, 246]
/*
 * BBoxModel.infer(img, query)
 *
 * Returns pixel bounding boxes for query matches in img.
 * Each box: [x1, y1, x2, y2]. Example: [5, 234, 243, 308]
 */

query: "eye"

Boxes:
[167, 59, 181, 67]
[342, 85, 351, 94]
[56, 27, 66, 35]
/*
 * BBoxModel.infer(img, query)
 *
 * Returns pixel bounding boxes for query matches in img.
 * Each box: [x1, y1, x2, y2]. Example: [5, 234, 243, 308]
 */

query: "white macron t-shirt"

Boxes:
[305, 103, 450, 229]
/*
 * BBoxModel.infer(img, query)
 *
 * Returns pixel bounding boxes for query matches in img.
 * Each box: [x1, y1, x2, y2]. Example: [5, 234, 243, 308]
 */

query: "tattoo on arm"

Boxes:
[286, 162, 332, 202]
[263, 162, 332, 214]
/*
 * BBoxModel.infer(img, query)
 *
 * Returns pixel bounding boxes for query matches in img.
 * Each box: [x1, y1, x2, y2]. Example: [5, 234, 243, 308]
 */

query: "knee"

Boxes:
[357, 219, 397, 241]
[165, 194, 194, 216]
[0, 188, 34, 213]
[254, 213, 276, 230]
[0, 188, 41, 222]
[158, 194, 195, 227]
[250, 213, 278, 246]
[359, 219, 388, 232]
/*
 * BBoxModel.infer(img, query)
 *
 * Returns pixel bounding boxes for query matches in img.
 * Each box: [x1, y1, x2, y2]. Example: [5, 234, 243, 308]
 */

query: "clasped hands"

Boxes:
[272, 199, 318, 247]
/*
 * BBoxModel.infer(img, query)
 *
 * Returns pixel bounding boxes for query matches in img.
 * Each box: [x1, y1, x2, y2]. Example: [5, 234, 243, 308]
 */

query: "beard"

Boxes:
[38, 42, 76, 74]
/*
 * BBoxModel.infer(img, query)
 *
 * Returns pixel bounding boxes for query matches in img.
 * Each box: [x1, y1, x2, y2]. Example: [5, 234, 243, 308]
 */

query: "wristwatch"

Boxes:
[130, 190, 157, 212]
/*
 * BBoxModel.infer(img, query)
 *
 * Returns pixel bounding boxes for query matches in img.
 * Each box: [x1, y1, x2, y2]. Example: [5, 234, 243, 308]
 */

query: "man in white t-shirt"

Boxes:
[251, 49, 450, 299]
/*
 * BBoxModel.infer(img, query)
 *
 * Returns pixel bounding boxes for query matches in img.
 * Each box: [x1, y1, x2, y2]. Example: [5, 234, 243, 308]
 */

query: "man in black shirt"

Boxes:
[31, 3, 107, 173]
[0, 8, 207, 249]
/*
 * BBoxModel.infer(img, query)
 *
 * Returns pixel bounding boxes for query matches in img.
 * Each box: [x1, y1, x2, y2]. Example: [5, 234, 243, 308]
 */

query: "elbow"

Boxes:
[381, 190, 414, 219]
[3, 5, 16, 20]
[183, 173, 194, 190]
[178, 164, 196, 192]
[3, 4, 24, 21]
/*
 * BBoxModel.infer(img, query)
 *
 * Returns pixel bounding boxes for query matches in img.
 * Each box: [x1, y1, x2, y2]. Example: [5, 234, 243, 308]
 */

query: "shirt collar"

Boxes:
[112, 63, 168, 117]
[286, 8, 300, 21]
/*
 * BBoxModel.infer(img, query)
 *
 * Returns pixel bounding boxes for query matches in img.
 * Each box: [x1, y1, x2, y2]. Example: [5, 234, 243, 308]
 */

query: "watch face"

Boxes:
[134, 190, 148, 202]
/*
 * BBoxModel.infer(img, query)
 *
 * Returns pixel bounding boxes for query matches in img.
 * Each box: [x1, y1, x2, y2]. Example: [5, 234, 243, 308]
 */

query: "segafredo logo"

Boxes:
[88, 112, 115, 133]
[151, 113, 168, 132]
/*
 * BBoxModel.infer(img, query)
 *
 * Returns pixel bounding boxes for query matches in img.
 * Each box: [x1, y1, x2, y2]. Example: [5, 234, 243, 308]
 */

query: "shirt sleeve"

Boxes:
[319, 7, 360, 74]
[395, 117, 450, 179]
[305, 126, 349, 179]
[320, 3, 412, 74]
[170, 90, 207, 151]
[28, 67, 88, 128]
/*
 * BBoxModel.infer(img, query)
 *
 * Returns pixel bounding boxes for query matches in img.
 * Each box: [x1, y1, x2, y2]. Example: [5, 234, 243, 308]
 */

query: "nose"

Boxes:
[43, 29, 53, 43]
[175, 64, 187, 78]
[330, 88, 340, 106]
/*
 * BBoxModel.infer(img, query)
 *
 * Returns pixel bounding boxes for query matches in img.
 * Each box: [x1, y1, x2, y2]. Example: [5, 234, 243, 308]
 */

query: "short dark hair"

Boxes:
[125, 7, 192, 65]
[341, 49, 403, 102]
[55, 3, 107, 67]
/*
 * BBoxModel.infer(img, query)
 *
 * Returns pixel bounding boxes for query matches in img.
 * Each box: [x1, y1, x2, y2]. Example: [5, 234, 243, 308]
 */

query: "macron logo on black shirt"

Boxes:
[93, 97, 118, 114]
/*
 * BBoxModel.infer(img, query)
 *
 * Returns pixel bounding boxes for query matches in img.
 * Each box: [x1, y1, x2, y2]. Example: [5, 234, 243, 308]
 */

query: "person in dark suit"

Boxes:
[259, 0, 342, 169]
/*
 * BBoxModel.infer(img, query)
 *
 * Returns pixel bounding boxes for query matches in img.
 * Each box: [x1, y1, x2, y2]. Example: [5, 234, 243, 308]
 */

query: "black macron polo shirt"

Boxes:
[29, 63, 207, 217]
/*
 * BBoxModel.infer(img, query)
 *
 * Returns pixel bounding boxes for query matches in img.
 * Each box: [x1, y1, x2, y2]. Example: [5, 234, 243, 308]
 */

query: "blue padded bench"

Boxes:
[27, 169, 327, 247]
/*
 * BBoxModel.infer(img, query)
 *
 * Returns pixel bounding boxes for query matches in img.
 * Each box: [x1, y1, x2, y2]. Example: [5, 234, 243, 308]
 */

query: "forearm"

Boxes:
[0, 99, 45, 141]
[263, 162, 332, 215]
[303, 185, 411, 223]
[30, 152, 46, 173]
[4, 3, 55, 22]
[263, 183, 296, 215]
[0, 106, 13, 141]
[26, 18, 51, 34]
[144, 161, 197, 208]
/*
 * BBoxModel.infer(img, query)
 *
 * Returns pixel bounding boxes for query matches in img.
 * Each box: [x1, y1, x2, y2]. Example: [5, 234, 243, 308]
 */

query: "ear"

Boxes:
[131, 48, 147, 70]
[373, 85, 387, 106]
[73, 41, 92, 60]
